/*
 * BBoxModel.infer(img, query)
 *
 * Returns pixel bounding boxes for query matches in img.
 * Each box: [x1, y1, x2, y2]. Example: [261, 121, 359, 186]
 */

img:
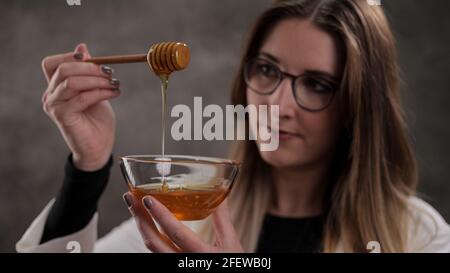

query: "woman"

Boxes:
[17, 0, 450, 253]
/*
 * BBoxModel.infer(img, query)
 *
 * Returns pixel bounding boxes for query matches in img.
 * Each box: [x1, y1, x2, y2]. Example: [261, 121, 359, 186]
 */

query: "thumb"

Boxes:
[74, 43, 91, 59]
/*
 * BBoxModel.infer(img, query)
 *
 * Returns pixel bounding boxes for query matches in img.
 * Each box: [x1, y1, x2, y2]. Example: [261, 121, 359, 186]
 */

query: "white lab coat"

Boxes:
[16, 197, 450, 253]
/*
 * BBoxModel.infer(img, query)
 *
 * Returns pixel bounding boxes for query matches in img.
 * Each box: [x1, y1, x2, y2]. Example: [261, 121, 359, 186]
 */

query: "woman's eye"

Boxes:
[303, 78, 333, 94]
[256, 63, 277, 78]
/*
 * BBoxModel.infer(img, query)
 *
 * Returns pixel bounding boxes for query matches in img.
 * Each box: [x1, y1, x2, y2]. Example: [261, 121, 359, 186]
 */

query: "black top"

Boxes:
[40, 154, 324, 252]
[256, 213, 323, 253]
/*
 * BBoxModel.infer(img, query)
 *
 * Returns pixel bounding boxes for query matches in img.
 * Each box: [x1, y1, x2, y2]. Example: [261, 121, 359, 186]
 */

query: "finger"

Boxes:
[41, 52, 82, 83]
[142, 196, 209, 252]
[41, 43, 88, 83]
[41, 51, 83, 104]
[44, 62, 113, 105]
[212, 199, 241, 250]
[41, 43, 91, 104]
[75, 43, 91, 59]
[61, 88, 121, 114]
[47, 62, 114, 95]
[123, 192, 179, 253]
[47, 76, 120, 104]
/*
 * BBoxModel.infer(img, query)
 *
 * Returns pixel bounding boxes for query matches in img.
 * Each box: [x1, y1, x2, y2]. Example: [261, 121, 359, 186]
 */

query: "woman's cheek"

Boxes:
[303, 113, 343, 162]
[246, 90, 258, 106]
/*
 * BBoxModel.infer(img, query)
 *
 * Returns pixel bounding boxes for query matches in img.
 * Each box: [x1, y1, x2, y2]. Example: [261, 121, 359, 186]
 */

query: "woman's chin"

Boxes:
[260, 150, 307, 169]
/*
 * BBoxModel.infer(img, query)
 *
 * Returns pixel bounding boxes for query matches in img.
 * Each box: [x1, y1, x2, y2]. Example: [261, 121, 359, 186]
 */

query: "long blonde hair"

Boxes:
[201, 0, 418, 253]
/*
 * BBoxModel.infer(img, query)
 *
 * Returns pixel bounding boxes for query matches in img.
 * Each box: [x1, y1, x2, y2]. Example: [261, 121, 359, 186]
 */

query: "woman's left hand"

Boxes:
[123, 192, 244, 253]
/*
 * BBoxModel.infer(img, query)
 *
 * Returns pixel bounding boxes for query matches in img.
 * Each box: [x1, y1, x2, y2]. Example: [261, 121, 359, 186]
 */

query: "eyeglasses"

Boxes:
[244, 57, 339, 112]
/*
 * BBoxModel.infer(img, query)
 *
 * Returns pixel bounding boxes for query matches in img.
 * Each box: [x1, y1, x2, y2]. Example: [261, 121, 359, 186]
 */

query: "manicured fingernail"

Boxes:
[110, 78, 120, 86]
[143, 197, 153, 210]
[101, 65, 114, 75]
[123, 194, 132, 208]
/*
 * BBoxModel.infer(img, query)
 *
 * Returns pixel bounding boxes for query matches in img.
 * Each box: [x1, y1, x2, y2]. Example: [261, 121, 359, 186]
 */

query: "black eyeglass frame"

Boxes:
[243, 57, 339, 112]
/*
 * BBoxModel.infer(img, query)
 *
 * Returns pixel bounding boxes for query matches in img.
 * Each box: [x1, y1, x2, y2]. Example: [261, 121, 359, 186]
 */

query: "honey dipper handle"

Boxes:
[85, 54, 147, 64]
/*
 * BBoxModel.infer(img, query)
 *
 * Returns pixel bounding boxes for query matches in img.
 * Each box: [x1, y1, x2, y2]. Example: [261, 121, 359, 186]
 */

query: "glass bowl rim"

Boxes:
[119, 154, 240, 166]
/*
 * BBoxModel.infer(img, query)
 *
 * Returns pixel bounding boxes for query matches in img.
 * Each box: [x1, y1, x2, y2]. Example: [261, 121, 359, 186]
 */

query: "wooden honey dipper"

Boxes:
[85, 42, 190, 75]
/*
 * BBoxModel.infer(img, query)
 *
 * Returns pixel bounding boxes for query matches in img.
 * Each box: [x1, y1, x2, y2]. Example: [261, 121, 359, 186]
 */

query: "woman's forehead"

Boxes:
[260, 19, 339, 77]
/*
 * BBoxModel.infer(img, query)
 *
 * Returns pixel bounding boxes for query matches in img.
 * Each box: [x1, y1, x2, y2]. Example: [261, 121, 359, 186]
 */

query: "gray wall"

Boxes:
[0, 0, 449, 252]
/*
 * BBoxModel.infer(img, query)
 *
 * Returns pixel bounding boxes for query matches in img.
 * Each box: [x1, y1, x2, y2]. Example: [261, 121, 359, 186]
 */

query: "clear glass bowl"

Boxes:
[120, 155, 240, 221]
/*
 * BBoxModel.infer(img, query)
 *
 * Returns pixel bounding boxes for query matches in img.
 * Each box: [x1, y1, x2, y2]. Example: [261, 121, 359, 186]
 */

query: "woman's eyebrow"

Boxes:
[259, 52, 279, 63]
[305, 70, 339, 83]
[259, 51, 339, 82]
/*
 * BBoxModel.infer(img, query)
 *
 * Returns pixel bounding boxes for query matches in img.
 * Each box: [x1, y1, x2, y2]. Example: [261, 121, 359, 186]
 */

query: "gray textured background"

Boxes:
[0, 0, 449, 252]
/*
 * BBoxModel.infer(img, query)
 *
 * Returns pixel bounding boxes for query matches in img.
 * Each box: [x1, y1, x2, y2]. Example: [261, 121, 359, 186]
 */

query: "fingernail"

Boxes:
[123, 193, 132, 208]
[110, 78, 120, 86]
[101, 65, 114, 75]
[143, 197, 153, 210]
[112, 88, 121, 93]
[74, 52, 83, 60]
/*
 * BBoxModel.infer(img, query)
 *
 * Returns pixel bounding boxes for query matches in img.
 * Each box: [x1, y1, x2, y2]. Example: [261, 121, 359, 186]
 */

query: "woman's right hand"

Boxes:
[42, 43, 121, 171]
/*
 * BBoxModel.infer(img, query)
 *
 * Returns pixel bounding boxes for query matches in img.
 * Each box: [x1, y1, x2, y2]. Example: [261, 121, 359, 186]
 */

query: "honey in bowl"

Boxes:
[130, 184, 229, 220]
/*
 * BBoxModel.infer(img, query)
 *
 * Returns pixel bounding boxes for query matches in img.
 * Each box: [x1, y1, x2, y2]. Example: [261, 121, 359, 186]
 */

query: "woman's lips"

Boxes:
[268, 126, 303, 141]
[279, 130, 301, 141]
